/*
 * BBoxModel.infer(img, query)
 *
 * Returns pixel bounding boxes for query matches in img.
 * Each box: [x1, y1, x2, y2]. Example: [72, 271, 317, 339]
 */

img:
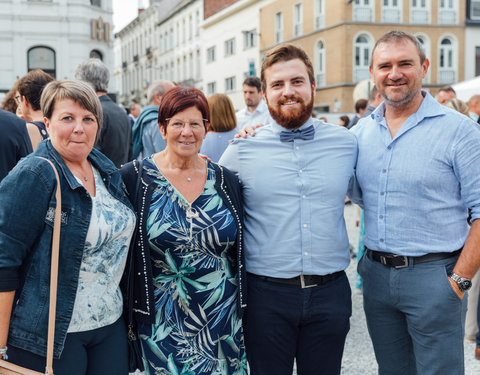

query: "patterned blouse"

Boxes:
[138, 157, 247, 375]
[68, 166, 136, 332]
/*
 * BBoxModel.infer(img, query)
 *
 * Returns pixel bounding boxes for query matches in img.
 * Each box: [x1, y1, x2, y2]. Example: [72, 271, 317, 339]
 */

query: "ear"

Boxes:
[44, 117, 50, 131]
[158, 123, 167, 140]
[204, 122, 210, 137]
[422, 58, 430, 78]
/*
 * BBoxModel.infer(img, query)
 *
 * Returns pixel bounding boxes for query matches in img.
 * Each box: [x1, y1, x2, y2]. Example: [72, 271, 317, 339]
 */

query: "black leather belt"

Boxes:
[247, 271, 343, 288]
[366, 247, 462, 269]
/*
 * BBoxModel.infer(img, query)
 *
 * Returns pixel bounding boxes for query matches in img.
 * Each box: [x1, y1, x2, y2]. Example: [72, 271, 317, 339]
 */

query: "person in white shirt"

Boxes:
[236, 76, 271, 129]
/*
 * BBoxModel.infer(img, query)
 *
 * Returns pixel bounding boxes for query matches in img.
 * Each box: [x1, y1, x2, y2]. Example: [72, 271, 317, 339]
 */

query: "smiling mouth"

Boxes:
[179, 141, 194, 145]
[282, 101, 299, 105]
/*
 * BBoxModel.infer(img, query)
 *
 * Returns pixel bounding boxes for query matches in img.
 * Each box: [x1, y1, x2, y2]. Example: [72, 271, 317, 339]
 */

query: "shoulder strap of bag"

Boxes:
[37, 157, 61, 375]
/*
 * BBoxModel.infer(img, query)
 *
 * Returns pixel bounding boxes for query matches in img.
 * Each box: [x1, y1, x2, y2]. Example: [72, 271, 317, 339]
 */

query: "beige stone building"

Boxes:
[259, 0, 466, 113]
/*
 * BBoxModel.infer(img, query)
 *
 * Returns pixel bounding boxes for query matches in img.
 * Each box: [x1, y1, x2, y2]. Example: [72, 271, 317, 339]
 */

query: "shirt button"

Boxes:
[303, 224, 307, 228]
[380, 238, 385, 242]
[382, 169, 387, 173]
[380, 192, 385, 196]
[379, 215, 384, 219]
[299, 169, 303, 174]
[387, 146, 391, 150]
[296, 146, 299, 150]
[304, 252, 308, 256]
[302, 195, 306, 199]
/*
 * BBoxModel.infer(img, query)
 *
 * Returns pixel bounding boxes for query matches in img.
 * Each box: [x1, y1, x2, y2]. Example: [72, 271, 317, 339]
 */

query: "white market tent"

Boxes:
[452, 76, 480, 102]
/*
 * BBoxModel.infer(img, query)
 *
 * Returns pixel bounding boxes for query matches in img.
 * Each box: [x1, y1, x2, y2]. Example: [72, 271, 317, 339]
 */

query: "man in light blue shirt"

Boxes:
[220, 44, 357, 375]
[350, 31, 480, 374]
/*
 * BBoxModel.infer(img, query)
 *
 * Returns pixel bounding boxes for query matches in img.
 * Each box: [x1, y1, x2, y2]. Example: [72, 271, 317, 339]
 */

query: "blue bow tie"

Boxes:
[280, 125, 315, 142]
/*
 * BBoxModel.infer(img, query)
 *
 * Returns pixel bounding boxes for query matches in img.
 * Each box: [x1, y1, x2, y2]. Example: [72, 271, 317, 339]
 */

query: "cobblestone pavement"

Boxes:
[134, 204, 480, 374]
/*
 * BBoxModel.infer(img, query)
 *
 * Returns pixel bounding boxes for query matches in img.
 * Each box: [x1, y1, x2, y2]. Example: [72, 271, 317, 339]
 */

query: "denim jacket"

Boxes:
[0, 140, 133, 358]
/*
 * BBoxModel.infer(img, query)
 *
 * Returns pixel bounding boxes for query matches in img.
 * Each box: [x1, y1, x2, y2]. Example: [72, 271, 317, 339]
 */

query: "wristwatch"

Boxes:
[449, 272, 472, 292]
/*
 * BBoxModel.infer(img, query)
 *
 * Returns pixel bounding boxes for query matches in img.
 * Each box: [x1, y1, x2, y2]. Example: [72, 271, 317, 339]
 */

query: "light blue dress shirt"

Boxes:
[219, 118, 357, 277]
[199, 129, 237, 162]
[350, 91, 480, 256]
[235, 100, 272, 129]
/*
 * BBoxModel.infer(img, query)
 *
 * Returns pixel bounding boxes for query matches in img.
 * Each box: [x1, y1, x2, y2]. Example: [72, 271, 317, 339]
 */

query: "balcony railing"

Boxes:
[411, 10, 428, 24]
[438, 70, 455, 84]
[354, 67, 370, 83]
[439, 10, 456, 24]
[354, 7, 372, 22]
[382, 9, 400, 23]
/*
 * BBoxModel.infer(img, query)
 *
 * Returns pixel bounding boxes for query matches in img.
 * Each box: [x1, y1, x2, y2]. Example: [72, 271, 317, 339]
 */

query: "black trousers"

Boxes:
[243, 271, 352, 375]
[7, 317, 128, 375]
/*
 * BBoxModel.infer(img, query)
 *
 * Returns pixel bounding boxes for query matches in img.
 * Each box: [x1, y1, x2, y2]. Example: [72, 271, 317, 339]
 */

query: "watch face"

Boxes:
[460, 279, 472, 291]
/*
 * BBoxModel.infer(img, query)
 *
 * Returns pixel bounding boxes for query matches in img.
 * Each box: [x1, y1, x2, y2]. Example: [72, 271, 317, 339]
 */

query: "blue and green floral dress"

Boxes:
[139, 157, 247, 375]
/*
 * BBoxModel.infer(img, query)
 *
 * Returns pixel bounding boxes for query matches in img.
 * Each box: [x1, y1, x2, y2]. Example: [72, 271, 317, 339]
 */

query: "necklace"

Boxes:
[187, 177, 191, 182]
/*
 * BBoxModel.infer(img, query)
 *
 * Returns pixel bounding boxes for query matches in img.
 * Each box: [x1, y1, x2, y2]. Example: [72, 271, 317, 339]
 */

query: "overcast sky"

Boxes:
[112, 0, 145, 32]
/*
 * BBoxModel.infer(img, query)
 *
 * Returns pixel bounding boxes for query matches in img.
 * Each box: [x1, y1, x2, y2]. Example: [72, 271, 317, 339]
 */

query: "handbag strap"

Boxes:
[36, 157, 61, 375]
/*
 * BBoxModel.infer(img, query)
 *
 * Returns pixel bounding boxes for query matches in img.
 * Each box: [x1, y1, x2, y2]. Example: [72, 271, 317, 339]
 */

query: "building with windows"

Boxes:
[202, 0, 272, 109]
[260, 0, 468, 113]
[0, 0, 114, 96]
[466, 0, 480, 79]
[115, 0, 202, 106]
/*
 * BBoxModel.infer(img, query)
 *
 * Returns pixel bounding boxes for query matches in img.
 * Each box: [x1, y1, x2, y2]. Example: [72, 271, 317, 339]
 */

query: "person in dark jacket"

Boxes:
[0, 109, 32, 181]
[120, 86, 247, 375]
[75, 58, 132, 167]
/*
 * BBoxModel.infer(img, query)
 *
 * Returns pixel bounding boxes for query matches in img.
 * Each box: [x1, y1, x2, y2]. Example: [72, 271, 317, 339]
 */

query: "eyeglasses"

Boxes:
[166, 118, 207, 131]
[15, 95, 21, 104]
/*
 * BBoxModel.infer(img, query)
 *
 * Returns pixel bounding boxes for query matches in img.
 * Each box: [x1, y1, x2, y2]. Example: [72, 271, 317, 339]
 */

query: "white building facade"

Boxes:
[0, 0, 115, 95]
[115, 0, 202, 106]
[465, 0, 480, 80]
[201, 0, 271, 110]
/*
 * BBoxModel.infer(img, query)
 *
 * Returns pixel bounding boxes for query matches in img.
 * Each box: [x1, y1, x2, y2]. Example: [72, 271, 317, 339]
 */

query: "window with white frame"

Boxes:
[207, 46, 216, 63]
[354, 34, 372, 82]
[182, 18, 186, 43]
[159, 35, 164, 53]
[354, 0, 373, 22]
[411, 0, 429, 23]
[195, 11, 200, 36]
[275, 12, 283, 43]
[189, 53, 193, 80]
[382, 0, 401, 23]
[164, 32, 168, 51]
[225, 38, 236, 57]
[170, 61, 174, 80]
[183, 55, 187, 81]
[315, 40, 326, 86]
[438, 37, 456, 83]
[196, 50, 201, 80]
[188, 15, 193, 40]
[415, 34, 430, 83]
[169, 28, 174, 49]
[439, 0, 457, 24]
[207, 82, 216, 95]
[314, 0, 325, 29]
[243, 30, 257, 49]
[294, 3, 303, 37]
[472, 0, 480, 19]
[225, 76, 236, 92]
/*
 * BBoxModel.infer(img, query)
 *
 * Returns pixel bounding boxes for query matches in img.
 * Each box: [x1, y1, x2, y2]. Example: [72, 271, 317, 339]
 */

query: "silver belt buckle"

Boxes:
[300, 274, 317, 289]
[391, 255, 409, 269]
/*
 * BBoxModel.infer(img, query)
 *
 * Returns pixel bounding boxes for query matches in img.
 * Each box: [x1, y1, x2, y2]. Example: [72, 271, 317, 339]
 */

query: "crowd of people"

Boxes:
[1, 29, 480, 375]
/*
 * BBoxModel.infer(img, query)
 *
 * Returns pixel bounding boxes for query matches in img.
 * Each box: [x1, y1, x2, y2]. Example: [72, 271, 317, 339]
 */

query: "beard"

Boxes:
[381, 83, 421, 108]
[267, 90, 314, 130]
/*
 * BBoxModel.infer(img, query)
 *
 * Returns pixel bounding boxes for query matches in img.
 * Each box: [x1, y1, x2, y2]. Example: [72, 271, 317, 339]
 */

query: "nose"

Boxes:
[73, 119, 85, 133]
[283, 82, 294, 96]
[389, 65, 402, 80]
[180, 123, 194, 135]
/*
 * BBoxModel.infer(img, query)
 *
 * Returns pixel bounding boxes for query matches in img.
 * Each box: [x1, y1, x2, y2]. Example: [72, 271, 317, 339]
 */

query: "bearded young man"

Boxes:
[350, 31, 480, 374]
[219, 44, 357, 375]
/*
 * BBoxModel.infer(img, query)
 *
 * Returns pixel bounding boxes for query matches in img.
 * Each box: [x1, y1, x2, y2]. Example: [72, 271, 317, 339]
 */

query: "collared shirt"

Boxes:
[349, 91, 480, 256]
[470, 112, 479, 123]
[235, 99, 272, 129]
[219, 118, 357, 278]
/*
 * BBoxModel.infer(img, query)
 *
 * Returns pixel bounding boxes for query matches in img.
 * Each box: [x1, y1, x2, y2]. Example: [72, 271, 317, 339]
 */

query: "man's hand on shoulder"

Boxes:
[234, 124, 264, 139]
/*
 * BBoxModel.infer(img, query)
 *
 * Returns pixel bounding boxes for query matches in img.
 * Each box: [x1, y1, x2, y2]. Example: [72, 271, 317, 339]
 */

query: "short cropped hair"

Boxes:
[41, 80, 103, 139]
[261, 44, 315, 92]
[17, 69, 55, 111]
[147, 80, 173, 104]
[74, 58, 110, 92]
[355, 99, 368, 113]
[158, 87, 209, 133]
[438, 85, 456, 95]
[243, 76, 261, 92]
[370, 30, 426, 68]
[207, 94, 237, 132]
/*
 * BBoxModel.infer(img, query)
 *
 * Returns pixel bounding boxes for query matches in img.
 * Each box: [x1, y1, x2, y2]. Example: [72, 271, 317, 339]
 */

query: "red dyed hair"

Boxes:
[158, 87, 210, 132]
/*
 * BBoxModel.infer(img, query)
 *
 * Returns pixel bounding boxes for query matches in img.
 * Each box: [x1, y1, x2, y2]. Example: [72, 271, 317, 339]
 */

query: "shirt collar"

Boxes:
[470, 112, 480, 123]
[372, 90, 446, 128]
[270, 116, 314, 135]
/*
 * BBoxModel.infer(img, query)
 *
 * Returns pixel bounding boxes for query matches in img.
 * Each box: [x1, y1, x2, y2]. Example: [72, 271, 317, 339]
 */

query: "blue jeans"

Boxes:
[358, 251, 467, 375]
[243, 271, 351, 375]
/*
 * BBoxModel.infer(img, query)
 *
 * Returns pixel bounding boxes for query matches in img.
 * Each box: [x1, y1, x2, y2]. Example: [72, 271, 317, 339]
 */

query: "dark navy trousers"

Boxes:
[7, 317, 128, 375]
[243, 271, 352, 375]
